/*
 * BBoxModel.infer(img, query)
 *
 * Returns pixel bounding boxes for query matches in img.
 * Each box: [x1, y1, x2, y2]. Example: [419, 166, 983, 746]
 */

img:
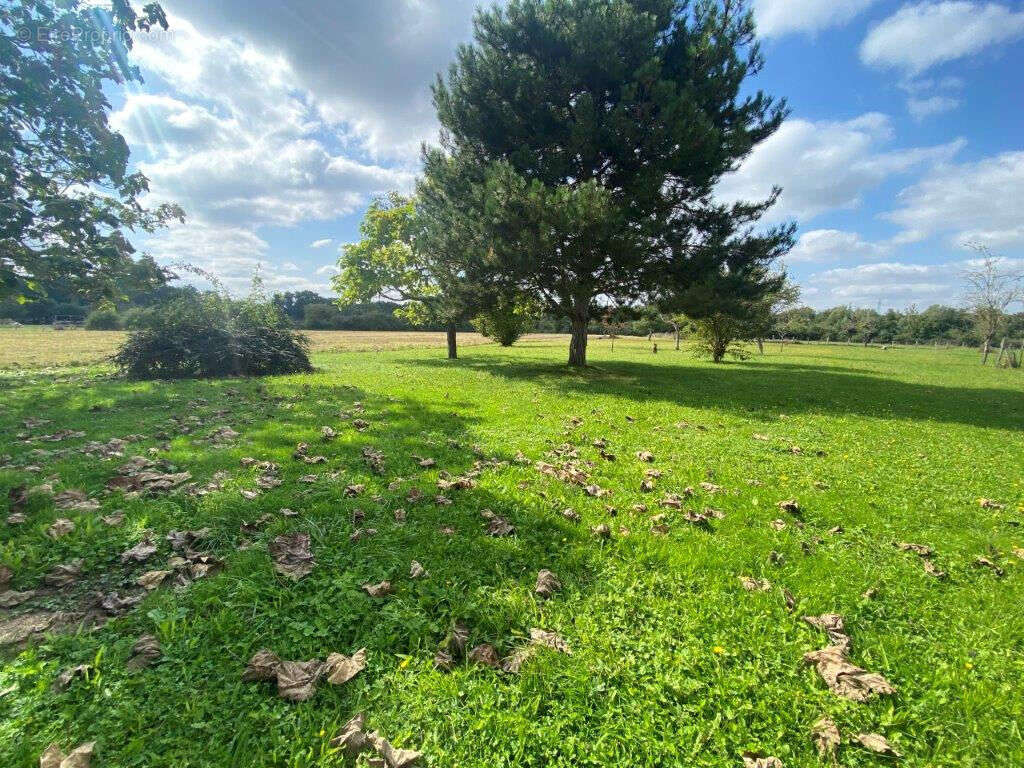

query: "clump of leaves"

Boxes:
[113, 286, 311, 380]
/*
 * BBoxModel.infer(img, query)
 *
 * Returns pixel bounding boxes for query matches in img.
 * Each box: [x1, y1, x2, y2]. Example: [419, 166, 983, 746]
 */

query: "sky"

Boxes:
[113, 0, 1024, 309]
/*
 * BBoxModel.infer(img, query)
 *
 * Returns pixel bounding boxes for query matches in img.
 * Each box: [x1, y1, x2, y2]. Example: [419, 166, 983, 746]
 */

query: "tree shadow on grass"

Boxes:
[406, 355, 1024, 432]
[0, 370, 609, 766]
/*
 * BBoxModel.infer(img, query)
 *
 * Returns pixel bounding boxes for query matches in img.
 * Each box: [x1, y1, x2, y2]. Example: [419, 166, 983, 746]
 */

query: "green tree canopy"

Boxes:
[1, 0, 183, 302]
[425, 0, 792, 365]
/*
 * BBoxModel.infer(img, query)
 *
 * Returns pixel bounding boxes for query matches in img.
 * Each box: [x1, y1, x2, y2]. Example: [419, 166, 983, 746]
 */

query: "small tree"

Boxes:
[335, 193, 481, 359]
[961, 244, 1024, 363]
[472, 295, 539, 346]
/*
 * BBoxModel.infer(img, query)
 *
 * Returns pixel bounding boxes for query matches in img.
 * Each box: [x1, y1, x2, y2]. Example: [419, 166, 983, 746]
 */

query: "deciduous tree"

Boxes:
[1, 0, 183, 301]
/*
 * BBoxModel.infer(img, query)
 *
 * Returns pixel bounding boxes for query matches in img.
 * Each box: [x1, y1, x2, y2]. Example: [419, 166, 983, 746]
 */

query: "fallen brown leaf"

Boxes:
[741, 752, 784, 768]
[975, 556, 1004, 576]
[362, 580, 393, 598]
[53, 664, 92, 691]
[325, 648, 367, 685]
[0, 589, 35, 608]
[535, 569, 560, 598]
[46, 518, 75, 539]
[137, 570, 171, 590]
[486, 516, 515, 537]
[276, 659, 324, 701]
[268, 533, 314, 581]
[468, 643, 501, 668]
[242, 649, 282, 681]
[121, 536, 157, 563]
[39, 742, 94, 768]
[740, 576, 773, 592]
[43, 559, 83, 588]
[812, 716, 841, 759]
[803, 613, 851, 652]
[126, 634, 162, 670]
[803, 645, 894, 701]
[409, 560, 426, 579]
[852, 733, 901, 757]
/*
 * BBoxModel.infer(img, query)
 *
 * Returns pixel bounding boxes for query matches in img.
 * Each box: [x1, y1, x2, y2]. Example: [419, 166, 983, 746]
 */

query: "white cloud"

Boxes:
[717, 113, 964, 222]
[886, 151, 1024, 249]
[787, 229, 892, 263]
[805, 261, 955, 307]
[861, 2, 1024, 74]
[753, 0, 878, 37]
[309, 238, 333, 249]
[160, 0, 479, 160]
[315, 264, 341, 276]
[907, 95, 961, 119]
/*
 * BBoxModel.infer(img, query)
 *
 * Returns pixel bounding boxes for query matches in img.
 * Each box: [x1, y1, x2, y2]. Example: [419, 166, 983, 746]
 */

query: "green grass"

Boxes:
[1, 337, 1022, 767]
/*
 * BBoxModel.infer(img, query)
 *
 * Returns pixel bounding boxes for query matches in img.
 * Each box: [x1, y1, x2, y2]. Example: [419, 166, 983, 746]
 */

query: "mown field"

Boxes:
[1, 337, 1022, 767]
[0, 328, 532, 368]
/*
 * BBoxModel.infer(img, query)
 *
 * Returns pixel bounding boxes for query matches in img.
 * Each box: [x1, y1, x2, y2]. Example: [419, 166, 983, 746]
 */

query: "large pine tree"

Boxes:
[426, 0, 793, 365]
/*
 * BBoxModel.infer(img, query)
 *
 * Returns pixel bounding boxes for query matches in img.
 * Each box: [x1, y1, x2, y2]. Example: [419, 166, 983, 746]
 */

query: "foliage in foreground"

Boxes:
[112, 294, 311, 379]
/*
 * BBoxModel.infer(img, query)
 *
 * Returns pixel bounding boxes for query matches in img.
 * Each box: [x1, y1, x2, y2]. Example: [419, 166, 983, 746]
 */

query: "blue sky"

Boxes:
[116, 0, 1024, 309]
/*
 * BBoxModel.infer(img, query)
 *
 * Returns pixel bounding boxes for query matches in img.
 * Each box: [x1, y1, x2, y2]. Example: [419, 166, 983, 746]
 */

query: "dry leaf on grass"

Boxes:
[468, 643, 501, 668]
[562, 508, 581, 522]
[242, 649, 282, 681]
[922, 559, 948, 579]
[330, 713, 368, 755]
[591, 523, 612, 539]
[54, 490, 99, 512]
[100, 591, 144, 616]
[39, 742, 94, 768]
[740, 577, 773, 592]
[741, 752, 784, 768]
[276, 659, 324, 702]
[897, 542, 933, 557]
[409, 560, 426, 579]
[852, 733, 901, 757]
[769, 519, 787, 531]
[137, 570, 171, 590]
[53, 664, 92, 691]
[44, 559, 83, 588]
[802, 645, 894, 701]
[362, 581, 393, 598]
[268, 533, 314, 581]
[126, 634, 162, 670]
[535, 569, 560, 598]
[529, 628, 570, 654]
[803, 614, 851, 652]
[121, 536, 157, 563]
[777, 499, 800, 515]
[46, 518, 75, 539]
[975, 556, 1004, 576]
[325, 648, 367, 685]
[0, 589, 35, 608]
[344, 484, 366, 497]
[700, 482, 723, 494]
[321, 426, 337, 441]
[486, 516, 515, 537]
[979, 498, 1005, 509]
[812, 717, 841, 759]
[636, 451, 655, 462]
[100, 512, 124, 526]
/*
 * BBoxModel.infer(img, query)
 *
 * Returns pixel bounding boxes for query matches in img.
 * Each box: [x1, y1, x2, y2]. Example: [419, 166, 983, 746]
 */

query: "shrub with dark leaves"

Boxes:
[113, 294, 312, 379]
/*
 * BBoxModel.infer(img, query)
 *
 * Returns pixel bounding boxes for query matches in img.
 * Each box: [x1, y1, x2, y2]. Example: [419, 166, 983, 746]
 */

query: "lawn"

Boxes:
[0, 328, 518, 369]
[1, 337, 1022, 767]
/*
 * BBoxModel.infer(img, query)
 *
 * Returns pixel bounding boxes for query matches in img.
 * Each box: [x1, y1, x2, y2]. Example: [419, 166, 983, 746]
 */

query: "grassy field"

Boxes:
[0, 328, 528, 368]
[1, 338, 1022, 767]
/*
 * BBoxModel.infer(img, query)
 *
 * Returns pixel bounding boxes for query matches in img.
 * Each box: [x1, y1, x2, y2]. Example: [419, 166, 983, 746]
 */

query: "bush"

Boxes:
[120, 306, 156, 330]
[472, 297, 539, 346]
[84, 307, 122, 330]
[113, 294, 312, 379]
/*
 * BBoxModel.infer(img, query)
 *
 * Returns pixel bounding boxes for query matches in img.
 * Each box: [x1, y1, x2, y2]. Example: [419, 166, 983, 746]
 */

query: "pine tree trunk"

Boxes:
[446, 324, 457, 359]
[673, 324, 680, 350]
[568, 316, 588, 367]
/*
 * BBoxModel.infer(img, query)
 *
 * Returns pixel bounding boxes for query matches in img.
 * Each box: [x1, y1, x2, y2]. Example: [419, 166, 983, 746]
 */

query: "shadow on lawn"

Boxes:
[0, 372, 598, 660]
[407, 354, 1024, 432]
